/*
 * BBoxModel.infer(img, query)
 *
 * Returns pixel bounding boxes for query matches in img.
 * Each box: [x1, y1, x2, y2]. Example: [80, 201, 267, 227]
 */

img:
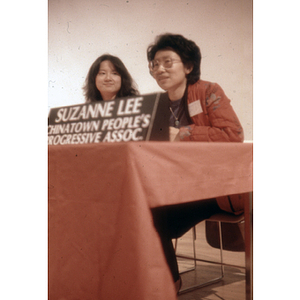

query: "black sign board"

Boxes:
[48, 93, 169, 145]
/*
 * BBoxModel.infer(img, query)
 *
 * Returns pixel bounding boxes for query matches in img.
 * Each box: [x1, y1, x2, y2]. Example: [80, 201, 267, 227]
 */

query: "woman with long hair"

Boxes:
[83, 54, 139, 102]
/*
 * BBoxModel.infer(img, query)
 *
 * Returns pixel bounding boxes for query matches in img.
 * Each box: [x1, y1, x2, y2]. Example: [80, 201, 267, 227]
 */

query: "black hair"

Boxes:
[83, 54, 139, 102]
[147, 33, 201, 85]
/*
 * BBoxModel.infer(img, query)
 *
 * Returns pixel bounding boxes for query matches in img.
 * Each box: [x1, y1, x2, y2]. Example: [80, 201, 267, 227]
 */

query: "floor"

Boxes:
[175, 221, 246, 300]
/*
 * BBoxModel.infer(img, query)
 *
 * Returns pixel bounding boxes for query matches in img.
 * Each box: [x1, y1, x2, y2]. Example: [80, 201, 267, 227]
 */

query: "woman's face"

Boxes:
[151, 50, 192, 100]
[95, 60, 122, 100]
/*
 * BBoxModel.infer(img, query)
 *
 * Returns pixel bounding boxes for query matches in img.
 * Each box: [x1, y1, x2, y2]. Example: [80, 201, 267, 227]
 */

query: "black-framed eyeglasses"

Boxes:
[149, 57, 182, 73]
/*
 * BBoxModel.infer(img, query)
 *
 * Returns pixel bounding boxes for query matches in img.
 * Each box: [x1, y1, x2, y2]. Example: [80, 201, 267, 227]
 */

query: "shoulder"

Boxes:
[188, 80, 223, 93]
[187, 80, 223, 103]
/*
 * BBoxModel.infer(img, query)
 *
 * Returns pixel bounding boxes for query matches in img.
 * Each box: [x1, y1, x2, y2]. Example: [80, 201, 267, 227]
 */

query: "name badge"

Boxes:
[188, 100, 202, 117]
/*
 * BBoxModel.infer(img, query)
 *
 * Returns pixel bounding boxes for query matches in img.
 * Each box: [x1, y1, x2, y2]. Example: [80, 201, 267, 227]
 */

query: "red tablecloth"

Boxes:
[48, 142, 253, 300]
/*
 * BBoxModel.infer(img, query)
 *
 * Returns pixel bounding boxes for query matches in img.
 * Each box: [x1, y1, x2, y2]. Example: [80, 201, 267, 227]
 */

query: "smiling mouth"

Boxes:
[158, 77, 169, 82]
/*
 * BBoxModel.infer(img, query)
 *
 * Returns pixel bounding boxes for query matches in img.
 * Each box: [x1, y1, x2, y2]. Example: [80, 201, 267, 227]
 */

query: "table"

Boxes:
[48, 142, 253, 300]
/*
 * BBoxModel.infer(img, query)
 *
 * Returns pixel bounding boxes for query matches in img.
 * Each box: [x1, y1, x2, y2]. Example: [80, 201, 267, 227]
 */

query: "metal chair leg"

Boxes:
[176, 223, 224, 295]
[218, 221, 225, 277]
[175, 227, 196, 275]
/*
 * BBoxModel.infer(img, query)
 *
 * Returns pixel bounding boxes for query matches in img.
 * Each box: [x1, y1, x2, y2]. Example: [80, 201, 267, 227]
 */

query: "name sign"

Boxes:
[48, 93, 169, 145]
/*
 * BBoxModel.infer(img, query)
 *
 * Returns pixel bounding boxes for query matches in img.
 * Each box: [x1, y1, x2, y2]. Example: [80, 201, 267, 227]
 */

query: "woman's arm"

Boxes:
[180, 82, 244, 142]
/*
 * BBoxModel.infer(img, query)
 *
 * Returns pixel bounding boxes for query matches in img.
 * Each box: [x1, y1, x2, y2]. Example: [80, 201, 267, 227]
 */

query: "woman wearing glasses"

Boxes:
[147, 33, 243, 142]
[147, 33, 246, 292]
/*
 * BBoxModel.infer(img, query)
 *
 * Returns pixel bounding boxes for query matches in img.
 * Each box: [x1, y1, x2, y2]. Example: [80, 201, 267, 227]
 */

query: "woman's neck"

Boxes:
[167, 81, 187, 101]
[101, 92, 117, 101]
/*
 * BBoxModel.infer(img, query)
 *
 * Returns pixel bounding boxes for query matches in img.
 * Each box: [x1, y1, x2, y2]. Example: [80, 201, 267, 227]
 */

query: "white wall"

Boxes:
[48, 0, 253, 140]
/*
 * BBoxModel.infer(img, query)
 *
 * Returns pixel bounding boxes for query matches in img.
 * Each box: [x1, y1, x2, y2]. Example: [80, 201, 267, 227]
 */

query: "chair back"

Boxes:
[205, 213, 245, 252]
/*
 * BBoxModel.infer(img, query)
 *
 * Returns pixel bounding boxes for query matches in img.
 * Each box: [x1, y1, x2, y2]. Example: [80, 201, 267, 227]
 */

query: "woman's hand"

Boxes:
[175, 126, 192, 141]
[169, 127, 180, 141]
[170, 126, 192, 141]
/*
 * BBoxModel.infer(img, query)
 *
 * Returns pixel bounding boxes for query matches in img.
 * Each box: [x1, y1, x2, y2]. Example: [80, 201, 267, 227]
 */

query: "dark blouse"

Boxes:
[169, 99, 191, 128]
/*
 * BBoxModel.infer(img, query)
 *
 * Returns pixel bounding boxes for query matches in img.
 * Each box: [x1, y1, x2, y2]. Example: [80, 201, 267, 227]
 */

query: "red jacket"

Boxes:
[184, 80, 246, 214]
[183, 80, 244, 142]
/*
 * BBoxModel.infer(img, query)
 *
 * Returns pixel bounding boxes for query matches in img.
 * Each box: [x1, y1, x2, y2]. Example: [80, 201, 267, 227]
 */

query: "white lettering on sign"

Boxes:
[48, 121, 101, 134]
[48, 132, 103, 145]
[54, 102, 115, 123]
[117, 97, 143, 115]
[102, 128, 143, 142]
